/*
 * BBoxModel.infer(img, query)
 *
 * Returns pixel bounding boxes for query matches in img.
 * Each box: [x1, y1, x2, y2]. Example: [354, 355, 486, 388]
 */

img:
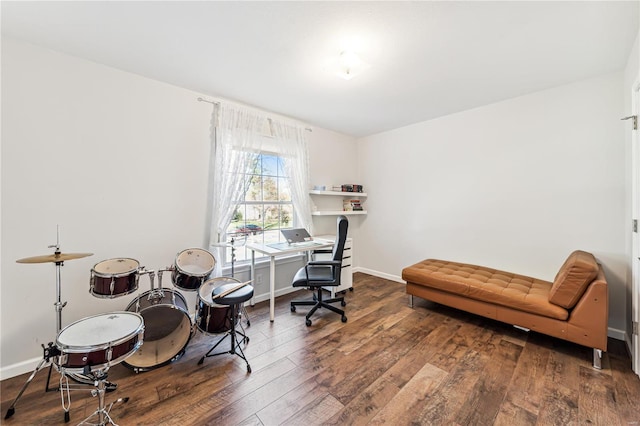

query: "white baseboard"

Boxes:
[607, 327, 626, 342]
[355, 267, 405, 283]
[0, 356, 43, 381]
[250, 286, 300, 304]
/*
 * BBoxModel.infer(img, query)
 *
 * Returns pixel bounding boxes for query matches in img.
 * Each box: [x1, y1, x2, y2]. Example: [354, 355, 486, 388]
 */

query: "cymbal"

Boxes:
[16, 252, 94, 264]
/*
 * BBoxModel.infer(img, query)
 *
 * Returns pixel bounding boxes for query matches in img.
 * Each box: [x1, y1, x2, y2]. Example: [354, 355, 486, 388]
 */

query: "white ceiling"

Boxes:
[2, 1, 638, 137]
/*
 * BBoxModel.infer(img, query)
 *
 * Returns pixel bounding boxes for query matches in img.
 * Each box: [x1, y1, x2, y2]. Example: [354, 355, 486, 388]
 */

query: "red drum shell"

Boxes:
[195, 277, 240, 335]
[90, 258, 140, 298]
[55, 312, 144, 373]
[172, 248, 215, 291]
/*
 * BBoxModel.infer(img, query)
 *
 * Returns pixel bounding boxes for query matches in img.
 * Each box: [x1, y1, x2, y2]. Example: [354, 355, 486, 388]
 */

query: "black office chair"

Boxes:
[290, 215, 348, 326]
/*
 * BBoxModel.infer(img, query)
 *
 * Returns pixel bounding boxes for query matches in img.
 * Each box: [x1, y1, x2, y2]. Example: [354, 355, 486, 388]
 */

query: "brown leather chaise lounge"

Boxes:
[402, 250, 608, 369]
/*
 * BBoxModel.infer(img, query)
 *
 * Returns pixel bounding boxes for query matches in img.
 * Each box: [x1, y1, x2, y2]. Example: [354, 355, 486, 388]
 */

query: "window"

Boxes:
[208, 102, 312, 274]
[223, 152, 294, 263]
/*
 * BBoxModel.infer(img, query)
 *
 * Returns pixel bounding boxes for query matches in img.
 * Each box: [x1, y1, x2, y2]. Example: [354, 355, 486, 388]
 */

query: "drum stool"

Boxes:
[198, 283, 253, 373]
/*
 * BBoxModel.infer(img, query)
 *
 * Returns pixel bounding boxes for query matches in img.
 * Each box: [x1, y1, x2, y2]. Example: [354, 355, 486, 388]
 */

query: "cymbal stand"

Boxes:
[4, 343, 59, 419]
[5, 230, 97, 420]
[48, 227, 67, 333]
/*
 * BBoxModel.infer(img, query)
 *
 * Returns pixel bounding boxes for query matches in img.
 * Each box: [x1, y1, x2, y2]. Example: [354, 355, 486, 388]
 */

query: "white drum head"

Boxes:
[57, 312, 143, 350]
[176, 249, 215, 276]
[199, 277, 240, 306]
[93, 258, 139, 275]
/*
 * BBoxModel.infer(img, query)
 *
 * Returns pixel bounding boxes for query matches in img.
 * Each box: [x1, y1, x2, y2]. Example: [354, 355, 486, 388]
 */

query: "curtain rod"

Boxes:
[197, 97, 312, 132]
[197, 97, 219, 105]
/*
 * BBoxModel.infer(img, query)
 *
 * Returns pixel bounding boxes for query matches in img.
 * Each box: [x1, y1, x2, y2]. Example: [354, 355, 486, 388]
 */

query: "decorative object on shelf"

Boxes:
[341, 184, 363, 193]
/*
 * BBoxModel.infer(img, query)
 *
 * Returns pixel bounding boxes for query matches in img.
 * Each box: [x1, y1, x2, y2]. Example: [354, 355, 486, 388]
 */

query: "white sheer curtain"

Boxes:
[208, 103, 269, 273]
[270, 119, 313, 234]
[208, 102, 312, 271]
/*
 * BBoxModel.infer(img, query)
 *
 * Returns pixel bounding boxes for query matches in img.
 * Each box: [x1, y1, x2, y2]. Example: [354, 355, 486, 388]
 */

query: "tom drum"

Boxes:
[90, 258, 140, 298]
[172, 248, 215, 291]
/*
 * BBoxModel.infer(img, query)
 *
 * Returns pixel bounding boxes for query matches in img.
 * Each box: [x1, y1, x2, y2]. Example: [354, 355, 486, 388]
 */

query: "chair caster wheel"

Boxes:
[306, 319, 312, 326]
[341, 300, 346, 307]
[291, 305, 296, 312]
[341, 316, 347, 323]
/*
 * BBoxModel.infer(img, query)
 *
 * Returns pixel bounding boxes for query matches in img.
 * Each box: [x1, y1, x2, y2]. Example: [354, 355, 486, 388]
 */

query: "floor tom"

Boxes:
[195, 277, 239, 334]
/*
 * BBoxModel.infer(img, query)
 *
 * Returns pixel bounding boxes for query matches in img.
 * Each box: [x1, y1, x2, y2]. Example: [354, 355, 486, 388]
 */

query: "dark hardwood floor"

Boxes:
[2, 273, 639, 425]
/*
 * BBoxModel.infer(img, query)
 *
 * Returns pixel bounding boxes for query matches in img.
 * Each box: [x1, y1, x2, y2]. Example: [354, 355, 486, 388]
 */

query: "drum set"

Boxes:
[5, 237, 252, 425]
[95, 248, 217, 372]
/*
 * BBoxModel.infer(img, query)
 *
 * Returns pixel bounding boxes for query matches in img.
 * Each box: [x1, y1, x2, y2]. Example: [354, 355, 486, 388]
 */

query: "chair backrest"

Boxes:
[332, 216, 349, 262]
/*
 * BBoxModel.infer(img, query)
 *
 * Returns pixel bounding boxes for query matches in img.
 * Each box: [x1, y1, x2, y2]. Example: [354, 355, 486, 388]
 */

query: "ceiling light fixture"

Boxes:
[334, 50, 370, 80]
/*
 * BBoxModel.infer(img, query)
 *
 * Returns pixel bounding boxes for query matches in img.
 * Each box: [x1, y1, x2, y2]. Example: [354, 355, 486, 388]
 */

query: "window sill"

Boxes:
[220, 252, 306, 276]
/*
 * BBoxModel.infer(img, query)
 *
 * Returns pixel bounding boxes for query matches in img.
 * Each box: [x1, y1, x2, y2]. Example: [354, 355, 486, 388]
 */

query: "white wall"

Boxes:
[307, 127, 361, 262]
[356, 72, 627, 334]
[0, 38, 357, 378]
[0, 37, 210, 377]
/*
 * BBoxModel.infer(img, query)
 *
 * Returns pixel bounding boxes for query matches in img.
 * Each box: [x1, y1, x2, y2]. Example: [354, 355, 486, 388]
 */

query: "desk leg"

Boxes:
[250, 250, 256, 306]
[269, 255, 275, 322]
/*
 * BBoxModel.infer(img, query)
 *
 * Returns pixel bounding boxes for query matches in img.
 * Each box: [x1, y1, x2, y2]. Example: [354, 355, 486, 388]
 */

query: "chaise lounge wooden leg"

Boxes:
[409, 294, 414, 308]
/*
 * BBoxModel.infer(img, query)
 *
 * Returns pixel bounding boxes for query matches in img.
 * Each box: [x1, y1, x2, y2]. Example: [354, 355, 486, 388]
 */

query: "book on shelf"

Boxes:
[343, 199, 363, 211]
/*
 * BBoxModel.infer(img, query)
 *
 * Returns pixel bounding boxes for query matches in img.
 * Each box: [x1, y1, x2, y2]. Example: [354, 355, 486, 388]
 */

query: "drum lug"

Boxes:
[106, 347, 113, 362]
[109, 277, 115, 296]
[148, 289, 165, 303]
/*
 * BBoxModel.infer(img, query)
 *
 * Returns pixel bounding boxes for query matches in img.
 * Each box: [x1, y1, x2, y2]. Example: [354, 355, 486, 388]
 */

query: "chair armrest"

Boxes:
[304, 260, 342, 284]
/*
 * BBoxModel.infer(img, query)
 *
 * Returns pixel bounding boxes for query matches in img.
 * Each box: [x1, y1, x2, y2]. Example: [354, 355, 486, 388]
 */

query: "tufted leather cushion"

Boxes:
[548, 250, 599, 309]
[402, 259, 568, 320]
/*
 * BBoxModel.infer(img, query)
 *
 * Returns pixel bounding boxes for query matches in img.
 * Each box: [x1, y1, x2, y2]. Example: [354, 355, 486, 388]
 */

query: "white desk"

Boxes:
[247, 239, 334, 322]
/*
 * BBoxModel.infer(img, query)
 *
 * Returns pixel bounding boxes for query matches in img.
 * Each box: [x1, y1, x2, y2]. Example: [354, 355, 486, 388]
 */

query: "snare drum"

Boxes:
[90, 258, 140, 298]
[172, 248, 215, 291]
[123, 288, 192, 372]
[195, 277, 240, 335]
[55, 312, 144, 374]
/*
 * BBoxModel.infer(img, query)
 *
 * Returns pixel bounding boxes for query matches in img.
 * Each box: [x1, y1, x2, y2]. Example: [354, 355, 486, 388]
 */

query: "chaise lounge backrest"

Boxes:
[548, 250, 599, 309]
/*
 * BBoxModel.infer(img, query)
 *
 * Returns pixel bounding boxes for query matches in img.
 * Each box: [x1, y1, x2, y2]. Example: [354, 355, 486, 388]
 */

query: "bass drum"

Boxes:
[123, 289, 192, 372]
